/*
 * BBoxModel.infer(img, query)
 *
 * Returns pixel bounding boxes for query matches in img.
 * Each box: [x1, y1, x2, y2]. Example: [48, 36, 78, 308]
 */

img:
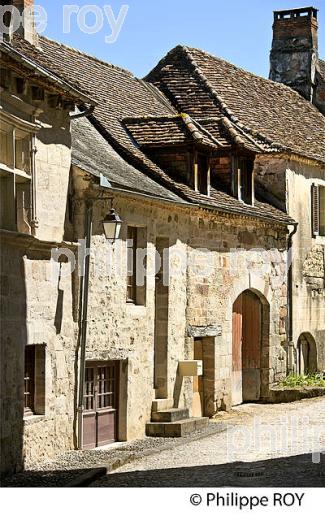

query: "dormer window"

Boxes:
[237, 157, 254, 205]
[195, 153, 210, 196]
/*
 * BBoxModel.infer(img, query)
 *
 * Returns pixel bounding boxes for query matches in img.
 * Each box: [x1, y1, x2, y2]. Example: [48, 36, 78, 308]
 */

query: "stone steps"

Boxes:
[151, 408, 189, 423]
[151, 398, 174, 412]
[146, 417, 209, 438]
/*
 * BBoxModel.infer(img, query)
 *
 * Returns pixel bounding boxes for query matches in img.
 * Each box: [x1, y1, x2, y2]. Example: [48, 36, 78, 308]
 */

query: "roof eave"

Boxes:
[0, 41, 96, 106]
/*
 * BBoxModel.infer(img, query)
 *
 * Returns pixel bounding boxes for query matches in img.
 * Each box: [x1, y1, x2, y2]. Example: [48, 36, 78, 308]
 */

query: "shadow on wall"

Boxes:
[0, 243, 28, 478]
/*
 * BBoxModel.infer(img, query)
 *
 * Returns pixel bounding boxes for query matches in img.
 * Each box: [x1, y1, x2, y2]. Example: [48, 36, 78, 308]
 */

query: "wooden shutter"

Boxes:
[311, 184, 320, 236]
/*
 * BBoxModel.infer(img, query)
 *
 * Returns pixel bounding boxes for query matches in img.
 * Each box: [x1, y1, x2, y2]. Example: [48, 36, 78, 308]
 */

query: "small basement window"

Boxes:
[24, 344, 46, 417]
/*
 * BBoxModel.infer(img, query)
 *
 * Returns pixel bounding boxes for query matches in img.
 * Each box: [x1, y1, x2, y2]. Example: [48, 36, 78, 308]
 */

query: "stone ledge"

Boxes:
[263, 386, 325, 403]
[23, 414, 46, 426]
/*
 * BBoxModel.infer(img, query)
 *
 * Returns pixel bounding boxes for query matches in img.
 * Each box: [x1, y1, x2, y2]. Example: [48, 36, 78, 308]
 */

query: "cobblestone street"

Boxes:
[92, 397, 325, 487]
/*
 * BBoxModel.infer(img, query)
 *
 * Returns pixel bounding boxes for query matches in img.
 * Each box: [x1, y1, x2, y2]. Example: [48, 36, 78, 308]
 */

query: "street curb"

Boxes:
[65, 467, 107, 487]
[69, 423, 231, 487]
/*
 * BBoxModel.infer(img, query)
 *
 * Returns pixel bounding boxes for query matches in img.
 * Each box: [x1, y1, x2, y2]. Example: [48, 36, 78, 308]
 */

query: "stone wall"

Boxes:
[0, 83, 74, 475]
[34, 108, 72, 243]
[71, 169, 288, 438]
[286, 160, 325, 371]
[2, 159, 289, 474]
[257, 154, 325, 371]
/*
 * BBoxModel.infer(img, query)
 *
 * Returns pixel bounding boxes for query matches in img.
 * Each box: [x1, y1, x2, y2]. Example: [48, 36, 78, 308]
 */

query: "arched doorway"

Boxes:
[297, 333, 317, 374]
[232, 290, 266, 405]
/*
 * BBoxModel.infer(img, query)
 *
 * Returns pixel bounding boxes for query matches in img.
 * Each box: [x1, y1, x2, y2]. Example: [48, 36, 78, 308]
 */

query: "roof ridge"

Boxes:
[188, 116, 226, 148]
[39, 35, 135, 77]
[179, 113, 205, 142]
[182, 45, 286, 151]
[137, 79, 175, 113]
[185, 45, 310, 96]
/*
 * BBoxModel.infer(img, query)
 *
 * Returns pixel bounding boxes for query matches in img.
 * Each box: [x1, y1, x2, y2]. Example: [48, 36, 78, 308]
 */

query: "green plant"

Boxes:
[279, 372, 325, 388]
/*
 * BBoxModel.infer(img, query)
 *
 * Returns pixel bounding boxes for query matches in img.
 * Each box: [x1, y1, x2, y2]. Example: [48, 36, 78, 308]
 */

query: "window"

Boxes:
[238, 158, 254, 205]
[126, 226, 147, 305]
[24, 345, 46, 417]
[127, 226, 138, 303]
[312, 184, 325, 236]
[0, 116, 33, 233]
[195, 154, 210, 195]
[24, 346, 35, 416]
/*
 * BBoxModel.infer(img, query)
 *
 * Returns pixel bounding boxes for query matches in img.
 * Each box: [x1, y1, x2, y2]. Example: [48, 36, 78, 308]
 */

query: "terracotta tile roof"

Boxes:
[123, 114, 226, 149]
[6, 35, 295, 225]
[72, 117, 185, 203]
[146, 45, 325, 164]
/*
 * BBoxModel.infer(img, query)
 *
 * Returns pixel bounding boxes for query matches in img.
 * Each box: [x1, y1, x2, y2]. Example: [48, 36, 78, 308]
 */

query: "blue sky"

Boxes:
[39, 0, 325, 78]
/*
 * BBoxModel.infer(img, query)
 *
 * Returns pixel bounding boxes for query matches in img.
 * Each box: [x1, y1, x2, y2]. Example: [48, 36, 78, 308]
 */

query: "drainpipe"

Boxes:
[77, 201, 93, 450]
[287, 222, 298, 374]
[30, 129, 38, 235]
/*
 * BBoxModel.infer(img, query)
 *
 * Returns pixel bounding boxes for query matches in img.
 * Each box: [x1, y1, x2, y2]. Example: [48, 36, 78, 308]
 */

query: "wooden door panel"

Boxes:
[83, 411, 96, 449]
[242, 292, 261, 369]
[97, 409, 116, 446]
[242, 292, 261, 401]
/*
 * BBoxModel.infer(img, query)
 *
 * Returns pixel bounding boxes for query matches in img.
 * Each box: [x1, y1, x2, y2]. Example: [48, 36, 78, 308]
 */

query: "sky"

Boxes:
[38, 0, 325, 79]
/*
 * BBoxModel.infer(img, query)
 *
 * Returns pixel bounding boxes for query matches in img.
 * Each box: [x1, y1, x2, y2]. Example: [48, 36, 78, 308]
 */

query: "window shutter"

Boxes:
[311, 184, 320, 236]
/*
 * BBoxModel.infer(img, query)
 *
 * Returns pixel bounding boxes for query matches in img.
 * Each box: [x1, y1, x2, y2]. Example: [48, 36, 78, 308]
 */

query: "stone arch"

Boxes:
[232, 288, 270, 404]
[297, 332, 317, 374]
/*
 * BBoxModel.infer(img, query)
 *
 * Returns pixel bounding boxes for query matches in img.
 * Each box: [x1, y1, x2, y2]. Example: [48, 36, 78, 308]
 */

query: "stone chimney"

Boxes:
[4, 0, 37, 44]
[269, 6, 319, 103]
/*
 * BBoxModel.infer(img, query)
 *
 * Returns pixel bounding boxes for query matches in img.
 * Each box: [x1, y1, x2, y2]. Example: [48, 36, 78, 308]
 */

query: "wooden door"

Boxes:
[83, 362, 118, 449]
[242, 292, 261, 401]
[192, 339, 204, 417]
[232, 291, 261, 405]
[232, 295, 243, 405]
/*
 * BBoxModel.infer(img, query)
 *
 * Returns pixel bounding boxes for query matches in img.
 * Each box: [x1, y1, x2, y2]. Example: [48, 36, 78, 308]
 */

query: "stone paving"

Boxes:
[1, 423, 225, 487]
[92, 397, 325, 487]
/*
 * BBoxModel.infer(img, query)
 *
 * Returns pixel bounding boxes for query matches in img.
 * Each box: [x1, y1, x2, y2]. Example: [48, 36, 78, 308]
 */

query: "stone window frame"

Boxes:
[0, 109, 39, 234]
[126, 224, 147, 307]
[23, 343, 46, 419]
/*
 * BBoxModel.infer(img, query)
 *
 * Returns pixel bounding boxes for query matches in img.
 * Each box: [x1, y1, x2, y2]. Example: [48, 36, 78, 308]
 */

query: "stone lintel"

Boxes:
[187, 325, 222, 338]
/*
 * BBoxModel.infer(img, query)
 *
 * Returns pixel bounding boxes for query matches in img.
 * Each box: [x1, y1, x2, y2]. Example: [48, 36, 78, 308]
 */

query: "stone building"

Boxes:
[0, 2, 324, 477]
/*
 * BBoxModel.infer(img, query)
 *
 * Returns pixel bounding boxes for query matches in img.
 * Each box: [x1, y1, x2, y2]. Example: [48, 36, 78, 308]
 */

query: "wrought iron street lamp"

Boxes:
[102, 208, 123, 241]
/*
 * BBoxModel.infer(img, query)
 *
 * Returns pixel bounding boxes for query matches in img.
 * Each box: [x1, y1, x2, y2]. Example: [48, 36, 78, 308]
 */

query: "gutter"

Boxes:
[71, 105, 95, 120]
[199, 201, 295, 227]
[91, 181, 197, 209]
[286, 222, 299, 373]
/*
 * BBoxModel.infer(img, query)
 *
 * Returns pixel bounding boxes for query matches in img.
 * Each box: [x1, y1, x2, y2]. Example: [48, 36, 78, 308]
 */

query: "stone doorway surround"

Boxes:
[186, 325, 221, 417]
